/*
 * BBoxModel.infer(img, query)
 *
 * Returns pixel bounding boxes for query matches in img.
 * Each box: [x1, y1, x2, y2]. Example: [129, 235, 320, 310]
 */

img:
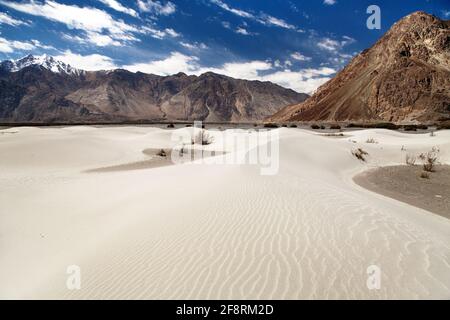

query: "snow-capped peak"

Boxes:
[0, 54, 83, 75]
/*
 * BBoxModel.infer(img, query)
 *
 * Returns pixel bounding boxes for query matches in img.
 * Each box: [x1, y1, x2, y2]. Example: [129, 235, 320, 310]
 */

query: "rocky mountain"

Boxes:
[270, 11, 450, 123]
[0, 55, 308, 123]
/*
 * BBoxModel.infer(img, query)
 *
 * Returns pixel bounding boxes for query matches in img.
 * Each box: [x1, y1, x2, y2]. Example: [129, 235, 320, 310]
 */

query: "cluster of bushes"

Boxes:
[263, 123, 279, 128]
[436, 121, 450, 130]
[403, 124, 428, 131]
[405, 147, 440, 178]
[346, 122, 400, 130]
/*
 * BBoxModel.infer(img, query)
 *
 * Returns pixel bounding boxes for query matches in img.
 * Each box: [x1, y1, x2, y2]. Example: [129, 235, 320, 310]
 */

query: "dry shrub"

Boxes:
[419, 147, 439, 172]
[366, 138, 378, 144]
[405, 154, 416, 166]
[157, 149, 167, 157]
[194, 130, 214, 145]
[352, 148, 369, 162]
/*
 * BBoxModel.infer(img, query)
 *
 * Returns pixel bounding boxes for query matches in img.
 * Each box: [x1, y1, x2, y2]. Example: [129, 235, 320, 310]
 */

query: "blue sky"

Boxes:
[0, 0, 449, 93]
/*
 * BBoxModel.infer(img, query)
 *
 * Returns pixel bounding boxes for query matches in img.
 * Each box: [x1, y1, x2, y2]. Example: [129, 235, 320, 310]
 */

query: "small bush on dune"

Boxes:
[366, 138, 378, 144]
[263, 123, 279, 128]
[194, 130, 214, 145]
[157, 149, 167, 157]
[352, 148, 369, 162]
[330, 125, 341, 130]
[282, 124, 288, 127]
[405, 154, 416, 166]
[419, 147, 439, 172]
[311, 124, 320, 129]
[289, 124, 298, 128]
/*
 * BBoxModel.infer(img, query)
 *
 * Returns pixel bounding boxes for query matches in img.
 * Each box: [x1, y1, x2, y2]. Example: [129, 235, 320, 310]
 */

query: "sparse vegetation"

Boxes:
[157, 149, 167, 157]
[311, 124, 320, 129]
[289, 124, 298, 128]
[324, 133, 344, 137]
[346, 122, 400, 130]
[282, 124, 288, 127]
[430, 130, 435, 137]
[366, 138, 378, 144]
[419, 147, 439, 172]
[194, 130, 214, 145]
[167, 123, 175, 128]
[352, 148, 369, 162]
[436, 121, 450, 130]
[330, 125, 341, 130]
[403, 125, 417, 131]
[405, 154, 416, 166]
[263, 123, 279, 128]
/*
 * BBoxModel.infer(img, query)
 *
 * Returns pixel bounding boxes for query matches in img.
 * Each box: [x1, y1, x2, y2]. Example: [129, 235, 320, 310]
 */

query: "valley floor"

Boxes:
[0, 126, 449, 299]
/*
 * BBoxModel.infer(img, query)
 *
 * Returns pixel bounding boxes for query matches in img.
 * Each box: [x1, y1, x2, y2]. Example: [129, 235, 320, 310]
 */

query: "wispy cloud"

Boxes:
[323, 0, 337, 5]
[317, 36, 355, 51]
[122, 51, 335, 93]
[0, 0, 179, 46]
[55, 50, 118, 70]
[98, 0, 138, 17]
[290, 52, 312, 62]
[211, 0, 300, 31]
[0, 12, 29, 26]
[180, 41, 208, 50]
[137, 0, 176, 16]
[123, 52, 199, 75]
[0, 36, 53, 53]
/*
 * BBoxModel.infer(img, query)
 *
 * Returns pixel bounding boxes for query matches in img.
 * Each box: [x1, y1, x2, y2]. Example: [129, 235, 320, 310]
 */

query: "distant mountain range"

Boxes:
[0, 55, 308, 124]
[270, 11, 450, 124]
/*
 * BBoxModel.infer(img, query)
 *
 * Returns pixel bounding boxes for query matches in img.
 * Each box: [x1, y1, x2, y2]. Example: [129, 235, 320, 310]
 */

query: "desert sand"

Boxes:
[0, 126, 449, 299]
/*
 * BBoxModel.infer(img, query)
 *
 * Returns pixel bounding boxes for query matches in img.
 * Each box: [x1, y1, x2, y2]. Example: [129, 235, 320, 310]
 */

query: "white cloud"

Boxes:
[0, 37, 36, 52]
[0, 0, 142, 46]
[211, 0, 299, 31]
[137, 0, 176, 16]
[140, 25, 179, 39]
[323, 0, 337, 5]
[122, 51, 334, 93]
[0, 12, 29, 26]
[199, 60, 273, 80]
[259, 14, 296, 30]
[180, 41, 208, 50]
[261, 69, 333, 94]
[235, 27, 256, 36]
[98, 0, 138, 17]
[317, 38, 340, 51]
[210, 0, 253, 19]
[290, 52, 311, 61]
[317, 36, 355, 52]
[54, 50, 117, 71]
[31, 39, 56, 50]
[442, 10, 450, 18]
[123, 52, 199, 75]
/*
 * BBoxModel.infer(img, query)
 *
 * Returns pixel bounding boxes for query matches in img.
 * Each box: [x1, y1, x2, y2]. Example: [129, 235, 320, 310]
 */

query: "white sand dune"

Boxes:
[0, 126, 449, 299]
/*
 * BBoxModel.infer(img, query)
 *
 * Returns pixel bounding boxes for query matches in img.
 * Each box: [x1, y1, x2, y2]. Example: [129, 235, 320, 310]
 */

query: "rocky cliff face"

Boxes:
[270, 12, 450, 123]
[0, 55, 308, 123]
